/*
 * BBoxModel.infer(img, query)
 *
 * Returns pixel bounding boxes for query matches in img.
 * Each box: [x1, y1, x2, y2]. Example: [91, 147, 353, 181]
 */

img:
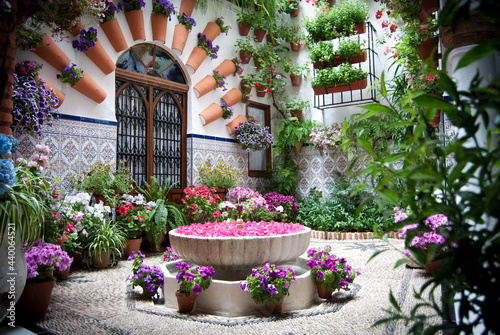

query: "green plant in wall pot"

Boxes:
[86, 220, 126, 268]
[309, 41, 335, 65]
[274, 118, 318, 156]
[311, 63, 367, 88]
[331, 0, 369, 33]
[337, 37, 365, 58]
[235, 36, 256, 62]
[285, 97, 310, 113]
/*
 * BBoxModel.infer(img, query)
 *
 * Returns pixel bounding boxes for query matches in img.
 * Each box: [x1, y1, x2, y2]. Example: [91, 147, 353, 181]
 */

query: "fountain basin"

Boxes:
[161, 257, 318, 317]
[169, 226, 311, 279]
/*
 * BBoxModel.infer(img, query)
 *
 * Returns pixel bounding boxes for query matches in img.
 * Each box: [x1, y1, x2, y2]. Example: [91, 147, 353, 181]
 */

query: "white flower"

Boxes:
[219, 201, 236, 210]
[276, 206, 284, 213]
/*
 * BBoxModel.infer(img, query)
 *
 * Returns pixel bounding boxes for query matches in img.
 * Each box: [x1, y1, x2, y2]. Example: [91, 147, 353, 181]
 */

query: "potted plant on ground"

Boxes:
[20, 240, 72, 318]
[85, 220, 126, 268]
[240, 263, 296, 313]
[115, 194, 151, 256]
[197, 159, 243, 194]
[181, 186, 222, 224]
[127, 251, 164, 299]
[306, 245, 360, 298]
[175, 261, 215, 312]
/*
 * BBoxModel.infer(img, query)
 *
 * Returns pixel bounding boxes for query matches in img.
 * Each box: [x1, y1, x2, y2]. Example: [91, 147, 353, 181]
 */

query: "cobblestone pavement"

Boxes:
[32, 238, 441, 335]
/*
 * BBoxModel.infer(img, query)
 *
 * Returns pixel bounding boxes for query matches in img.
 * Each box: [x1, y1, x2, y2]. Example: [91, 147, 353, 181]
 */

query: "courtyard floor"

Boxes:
[8, 238, 442, 335]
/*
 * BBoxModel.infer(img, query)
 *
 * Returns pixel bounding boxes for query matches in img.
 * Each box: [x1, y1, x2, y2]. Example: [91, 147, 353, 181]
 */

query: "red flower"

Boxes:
[375, 10, 382, 19]
[269, 66, 274, 71]
[66, 222, 74, 233]
[117, 205, 128, 215]
[254, 83, 260, 88]
[266, 88, 272, 93]
[137, 215, 144, 221]
[390, 24, 398, 33]
[381, 20, 389, 28]
[212, 211, 221, 218]
[266, 78, 271, 83]
[322, 7, 326, 12]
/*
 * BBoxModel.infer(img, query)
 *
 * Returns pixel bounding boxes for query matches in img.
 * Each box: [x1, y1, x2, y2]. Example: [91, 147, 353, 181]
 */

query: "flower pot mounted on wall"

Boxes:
[193, 75, 217, 98]
[151, 13, 169, 43]
[35, 75, 65, 108]
[185, 46, 208, 74]
[290, 74, 302, 86]
[226, 114, 247, 135]
[179, 0, 196, 17]
[221, 88, 243, 106]
[83, 40, 116, 75]
[100, 18, 128, 52]
[254, 29, 266, 42]
[199, 103, 223, 126]
[34, 34, 71, 72]
[171, 24, 190, 55]
[71, 71, 107, 103]
[125, 9, 146, 41]
[239, 50, 252, 64]
[313, 78, 367, 95]
[69, 20, 84, 37]
[214, 59, 236, 77]
[238, 21, 250, 36]
[202, 22, 221, 42]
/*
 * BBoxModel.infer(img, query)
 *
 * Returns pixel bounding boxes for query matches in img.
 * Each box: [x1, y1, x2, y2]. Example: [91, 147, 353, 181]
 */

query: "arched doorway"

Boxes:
[115, 44, 188, 203]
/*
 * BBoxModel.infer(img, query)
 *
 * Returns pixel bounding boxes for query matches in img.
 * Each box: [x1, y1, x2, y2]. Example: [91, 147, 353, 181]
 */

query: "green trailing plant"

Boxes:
[85, 220, 126, 266]
[273, 118, 318, 157]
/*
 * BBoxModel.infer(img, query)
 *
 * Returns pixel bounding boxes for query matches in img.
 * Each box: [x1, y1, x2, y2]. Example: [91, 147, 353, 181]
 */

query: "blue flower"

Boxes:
[0, 159, 15, 195]
[0, 134, 12, 157]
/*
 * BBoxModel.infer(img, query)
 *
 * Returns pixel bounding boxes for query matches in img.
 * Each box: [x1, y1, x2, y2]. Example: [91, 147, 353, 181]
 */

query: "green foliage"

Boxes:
[261, 155, 300, 196]
[274, 118, 318, 157]
[85, 220, 126, 266]
[359, 67, 500, 333]
[145, 199, 186, 249]
[311, 63, 367, 88]
[136, 176, 176, 202]
[296, 175, 393, 232]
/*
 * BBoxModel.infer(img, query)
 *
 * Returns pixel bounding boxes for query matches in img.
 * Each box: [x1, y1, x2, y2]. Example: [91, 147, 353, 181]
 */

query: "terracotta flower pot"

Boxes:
[265, 299, 282, 314]
[290, 73, 302, 86]
[125, 237, 143, 257]
[69, 20, 84, 37]
[199, 103, 223, 126]
[202, 22, 221, 42]
[221, 88, 243, 106]
[193, 75, 217, 98]
[425, 253, 444, 274]
[352, 22, 366, 35]
[440, 13, 500, 49]
[349, 49, 367, 64]
[179, 0, 196, 16]
[326, 0, 335, 6]
[34, 34, 71, 72]
[214, 59, 236, 77]
[226, 114, 247, 135]
[35, 75, 65, 108]
[256, 85, 267, 97]
[313, 78, 368, 95]
[429, 110, 441, 127]
[239, 50, 252, 64]
[422, 0, 440, 13]
[254, 29, 266, 42]
[151, 13, 168, 43]
[100, 18, 128, 52]
[83, 40, 116, 75]
[416, 39, 439, 66]
[54, 258, 73, 281]
[290, 8, 299, 17]
[290, 38, 300, 51]
[266, 34, 277, 45]
[71, 71, 107, 104]
[290, 109, 303, 120]
[125, 9, 146, 41]
[316, 281, 334, 299]
[171, 24, 190, 55]
[20, 280, 56, 318]
[176, 291, 197, 313]
[240, 79, 251, 93]
[148, 232, 166, 252]
[238, 21, 251, 36]
[185, 46, 208, 74]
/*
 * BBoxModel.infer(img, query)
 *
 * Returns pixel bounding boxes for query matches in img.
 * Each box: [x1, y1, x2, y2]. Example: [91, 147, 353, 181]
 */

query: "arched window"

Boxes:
[115, 44, 188, 202]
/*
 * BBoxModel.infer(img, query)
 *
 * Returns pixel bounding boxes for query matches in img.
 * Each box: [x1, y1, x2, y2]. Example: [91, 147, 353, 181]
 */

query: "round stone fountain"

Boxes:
[161, 224, 318, 316]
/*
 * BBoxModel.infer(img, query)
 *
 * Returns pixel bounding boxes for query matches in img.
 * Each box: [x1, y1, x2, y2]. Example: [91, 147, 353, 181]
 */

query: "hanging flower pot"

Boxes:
[429, 110, 441, 127]
[214, 59, 236, 77]
[256, 85, 267, 97]
[176, 291, 197, 313]
[422, 0, 440, 13]
[349, 49, 367, 64]
[151, 13, 169, 43]
[19, 280, 56, 318]
[193, 75, 217, 98]
[69, 20, 84, 37]
[35, 75, 65, 108]
[254, 29, 266, 42]
[83, 40, 116, 75]
[290, 38, 300, 51]
[202, 22, 221, 42]
[352, 22, 366, 35]
[185, 46, 208, 74]
[125, 9, 146, 41]
[290, 8, 299, 17]
[326, 0, 335, 6]
[125, 237, 143, 258]
[179, 0, 196, 16]
[313, 61, 326, 69]
[290, 109, 303, 120]
[313, 78, 367, 95]
[416, 38, 439, 66]
[238, 21, 250, 36]
[71, 71, 107, 104]
[241, 79, 251, 93]
[239, 50, 252, 64]
[171, 24, 190, 55]
[221, 88, 243, 106]
[34, 34, 71, 72]
[266, 34, 277, 45]
[199, 103, 223, 126]
[290, 73, 302, 86]
[100, 18, 128, 52]
[226, 114, 247, 135]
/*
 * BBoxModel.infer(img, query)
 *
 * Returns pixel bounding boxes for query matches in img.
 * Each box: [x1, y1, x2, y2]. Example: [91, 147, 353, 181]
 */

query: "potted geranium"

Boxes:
[198, 158, 242, 191]
[115, 193, 151, 256]
[21, 239, 72, 318]
[306, 245, 360, 298]
[240, 263, 296, 313]
[234, 115, 274, 152]
[175, 261, 215, 312]
[127, 251, 164, 299]
[181, 185, 222, 223]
